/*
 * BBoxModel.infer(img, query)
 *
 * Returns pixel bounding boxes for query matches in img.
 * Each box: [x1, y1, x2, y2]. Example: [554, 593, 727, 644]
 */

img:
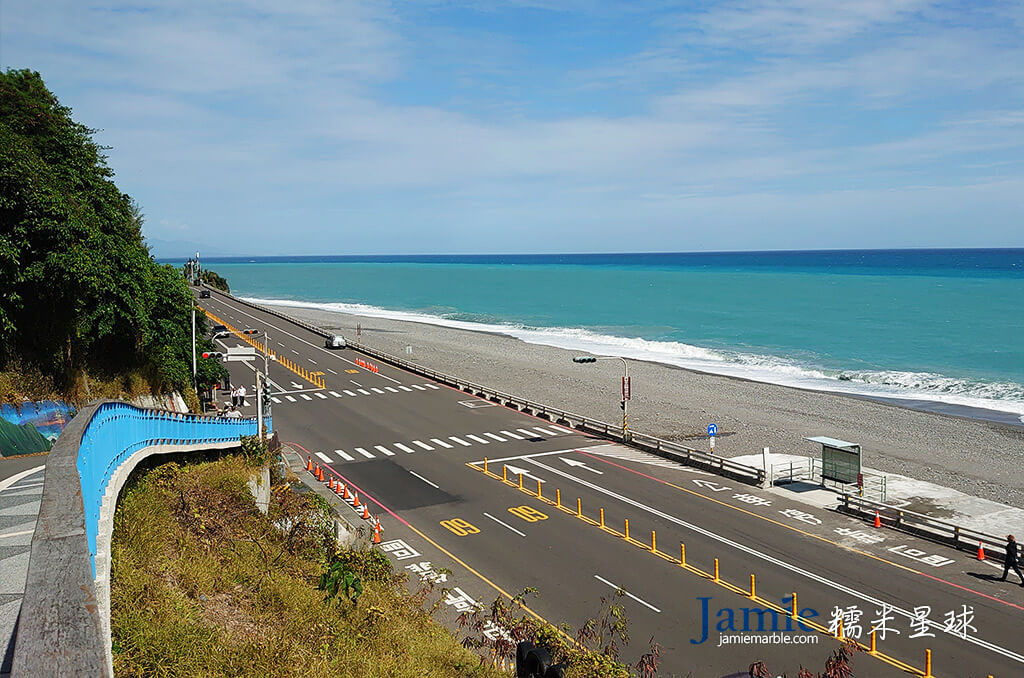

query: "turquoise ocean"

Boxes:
[179, 250, 1024, 423]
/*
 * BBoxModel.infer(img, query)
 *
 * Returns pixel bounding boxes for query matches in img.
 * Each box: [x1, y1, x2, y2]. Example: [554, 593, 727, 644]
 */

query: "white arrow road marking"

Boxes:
[484, 512, 526, 537]
[562, 458, 603, 474]
[409, 470, 440, 489]
[692, 479, 732, 492]
[594, 575, 661, 613]
[291, 382, 303, 389]
[504, 465, 545, 483]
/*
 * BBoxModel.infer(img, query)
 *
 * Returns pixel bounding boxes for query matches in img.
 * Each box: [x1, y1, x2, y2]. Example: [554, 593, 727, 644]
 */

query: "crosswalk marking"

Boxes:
[412, 385, 427, 391]
[449, 436, 472, 447]
[371, 388, 386, 394]
[412, 440, 434, 450]
[552, 424, 576, 434]
[431, 438, 453, 449]
[374, 445, 396, 457]
[329, 391, 342, 397]
[271, 397, 282, 404]
[335, 449, 355, 462]
[344, 390, 357, 396]
[425, 384, 440, 389]
[484, 432, 506, 442]
[355, 447, 375, 459]
[285, 395, 296, 402]
[399, 386, 413, 392]
[300, 393, 313, 401]
[534, 426, 558, 436]
[316, 452, 333, 463]
[385, 387, 399, 392]
[517, 428, 538, 438]
[357, 389, 371, 395]
[466, 434, 490, 444]
[315, 392, 328, 399]
[500, 430, 523, 440]
[394, 443, 417, 454]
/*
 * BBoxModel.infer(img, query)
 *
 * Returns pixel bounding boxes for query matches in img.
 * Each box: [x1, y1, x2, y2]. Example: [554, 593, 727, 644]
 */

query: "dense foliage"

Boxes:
[199, 269, 230, 292]
[0, 69, 224, 398]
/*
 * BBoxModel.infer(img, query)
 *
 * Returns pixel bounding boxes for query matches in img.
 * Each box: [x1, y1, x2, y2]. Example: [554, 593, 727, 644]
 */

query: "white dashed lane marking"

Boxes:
[393, 443, 417, 454]
[449, 436, 471, 447]
[374, 445, 396, 457]
[412, 440, 433, 450]
[355, 447, 374, 459]
[431, 438, 453, 449]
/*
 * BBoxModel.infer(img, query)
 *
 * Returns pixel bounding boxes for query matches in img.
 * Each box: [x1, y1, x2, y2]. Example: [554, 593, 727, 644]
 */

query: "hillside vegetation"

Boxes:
[0, 69, 224, 404]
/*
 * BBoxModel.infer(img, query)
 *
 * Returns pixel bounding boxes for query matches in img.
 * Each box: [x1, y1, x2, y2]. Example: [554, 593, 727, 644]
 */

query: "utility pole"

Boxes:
[191, 303, 197, 387]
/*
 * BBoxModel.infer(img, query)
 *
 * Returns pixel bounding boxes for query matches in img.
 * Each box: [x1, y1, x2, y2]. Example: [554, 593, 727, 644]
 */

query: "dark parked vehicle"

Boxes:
[199, 289, 211, 298]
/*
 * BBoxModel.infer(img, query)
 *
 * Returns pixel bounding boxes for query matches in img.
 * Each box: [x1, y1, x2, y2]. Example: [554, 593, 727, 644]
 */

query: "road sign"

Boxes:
[622, 376, 631, 400]
[707, 423, 717, 437]
[225, 346, 256, 362]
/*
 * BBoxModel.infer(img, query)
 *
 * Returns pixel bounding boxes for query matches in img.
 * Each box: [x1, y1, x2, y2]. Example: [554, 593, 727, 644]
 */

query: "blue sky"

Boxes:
[3, 1, 1023, 255]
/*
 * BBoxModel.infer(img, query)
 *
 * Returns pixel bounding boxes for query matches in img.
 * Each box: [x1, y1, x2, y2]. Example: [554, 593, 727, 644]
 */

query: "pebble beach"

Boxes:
[270, 302, 1024, 509]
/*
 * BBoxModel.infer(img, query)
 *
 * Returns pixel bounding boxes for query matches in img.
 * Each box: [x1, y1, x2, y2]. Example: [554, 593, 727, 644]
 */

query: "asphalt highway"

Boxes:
[199, 291, 1024, 678]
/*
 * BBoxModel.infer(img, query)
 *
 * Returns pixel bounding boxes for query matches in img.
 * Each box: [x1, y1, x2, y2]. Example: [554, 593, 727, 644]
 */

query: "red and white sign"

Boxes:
[622, 376, 631, 400]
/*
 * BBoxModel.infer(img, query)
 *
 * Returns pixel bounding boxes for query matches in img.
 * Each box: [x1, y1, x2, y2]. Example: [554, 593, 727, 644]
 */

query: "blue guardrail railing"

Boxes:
[76, 402, 267, 574]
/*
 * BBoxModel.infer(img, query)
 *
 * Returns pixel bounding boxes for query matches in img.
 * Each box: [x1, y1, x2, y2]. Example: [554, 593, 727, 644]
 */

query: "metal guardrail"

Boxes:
[772, 459, 888, 502]
[14, 400, 263, 677]
[840, 493, 1008, 560]
[208, 287, 767, 486]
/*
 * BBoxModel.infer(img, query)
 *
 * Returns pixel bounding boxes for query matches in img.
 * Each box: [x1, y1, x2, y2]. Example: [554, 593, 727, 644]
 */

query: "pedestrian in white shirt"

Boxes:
[238, 385, 247, 407]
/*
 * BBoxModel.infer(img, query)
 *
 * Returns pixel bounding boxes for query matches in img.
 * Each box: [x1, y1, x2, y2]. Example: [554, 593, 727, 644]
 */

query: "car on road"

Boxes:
[199, 289, 211, 298]
[211, 324, 230, 339]
[325, 334, 347, 349]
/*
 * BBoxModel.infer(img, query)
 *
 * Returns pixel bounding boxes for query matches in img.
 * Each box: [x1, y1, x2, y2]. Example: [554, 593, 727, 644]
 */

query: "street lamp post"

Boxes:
[572, 355, 630, 441]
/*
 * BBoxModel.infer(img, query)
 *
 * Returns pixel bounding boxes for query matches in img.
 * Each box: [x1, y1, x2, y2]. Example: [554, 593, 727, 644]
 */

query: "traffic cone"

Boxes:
[329, 478, 336, 492]
[306, 456, 313, 472]
[342, 485, 350, 500]
[314, 464, 320, 480]
[334, 482, 342, 496]
[373, 521, 382, 544]
[977, 541, 986, 561]
[352, 493, 360, 508]
[361, 504, 371, 520]
[873, 510, 881, 528]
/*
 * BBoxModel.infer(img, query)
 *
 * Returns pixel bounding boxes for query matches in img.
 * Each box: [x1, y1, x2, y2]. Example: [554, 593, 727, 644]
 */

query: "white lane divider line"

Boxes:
[412, 385, 427, 391]
[449, 436, 472, 447]
[327, 368, 338, 375]
[371, 387, 386, 394]
[394, 443, 417, 454]
[308, 359, 317, 365]
[484, 512, 526, 537]
[315, 392, 328, 399]
[357, 389, 371, 395]
[593, 575, 661, 613]
[517, 428, 538, 438]
[431, 438, 453, 449]
[291, 349, 299, 355]
[534, 426, 558, 436]
[316, 452, 333, 464]
[425, 384, 440, 389]
[271, 397, 282, 404]
[409, 470, 440, 489]
[399, 386, 413, 392]
[374, 445, 396, 457]
[500, 430, 524, 440]
[412, 440, 434, 450]
[385, 387, 399, 392]
[344, 390, 358, 396]
[330, 391, 342, 397]
[350, 380, 363, 387]
[300, 394, 313, 401]
[355, 447, 375, 459]
[466, 434, 490, 445]
[285, 395, 297, 402]
[335, 449, 355, 462]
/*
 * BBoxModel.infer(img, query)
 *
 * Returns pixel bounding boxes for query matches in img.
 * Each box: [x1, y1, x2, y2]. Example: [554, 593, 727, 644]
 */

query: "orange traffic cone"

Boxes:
[342, 485, 350, 499]
[334, 482, 342, 495]
[873, 510, 882, 528]
[306, 456, 313, 472]
[372, 521, 382, 544]
[361, 504, 371, 520]
[352, 493, 360, 508]
[314, 464, 320, 480]
[329, 478, 336, 492]
[977, 541, 986, 561]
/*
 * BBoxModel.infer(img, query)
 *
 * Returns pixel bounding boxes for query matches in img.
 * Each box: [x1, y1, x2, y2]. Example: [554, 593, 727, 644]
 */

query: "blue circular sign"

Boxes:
[707, 423, 718, 436]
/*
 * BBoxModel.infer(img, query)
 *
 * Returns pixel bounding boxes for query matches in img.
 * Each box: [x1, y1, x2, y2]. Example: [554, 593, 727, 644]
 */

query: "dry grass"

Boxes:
[110, 456, 507, 677]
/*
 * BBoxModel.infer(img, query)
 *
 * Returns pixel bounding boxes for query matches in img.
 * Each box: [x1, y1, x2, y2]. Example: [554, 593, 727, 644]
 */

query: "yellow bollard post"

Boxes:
[714, 558, 719, 582]
[599, 508, 605, 529]
[484, 457, 488, 474]
[924, 649, 932, 677]
[518, 473, 523, 490]
[576, 497, 582, 518]
[624, 518, 630, 540]
[556, 489, 561, 508]
[503, 465, 508, 482]
[869, 629, 876, 654]
[537, 478, 542, 498]
[791, 592, 798, 619]
[837, 618, 844, 640]
[749, 574, 756, 599]
[651, 530, 657, 553]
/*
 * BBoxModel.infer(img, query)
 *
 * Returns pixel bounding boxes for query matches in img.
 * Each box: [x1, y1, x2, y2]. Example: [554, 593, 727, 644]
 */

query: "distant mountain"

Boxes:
[144, 236, 233, 260]
[0, 417, 52, 456]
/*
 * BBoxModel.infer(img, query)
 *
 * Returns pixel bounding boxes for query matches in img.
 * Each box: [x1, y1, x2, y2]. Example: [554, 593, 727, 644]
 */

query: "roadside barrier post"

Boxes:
[576, 497, 582, 518]
[518, 473, 523, 491]
[714, 558, 719, 582]
[624, 518, 630, 541]
[680, 543, 686, 567]
[791, 592, 798, 619]
[651, 530, 657, 553]
[599, 508, 605, 529]
[869, 629, 876, 654]
[536, 479, 542, 498]
[503, 465, 508, 483]
[556, 489, 561, 508]
[483, 457, 488, 474]
[924, 649, 932, 677]
[749, 574, 756, 599]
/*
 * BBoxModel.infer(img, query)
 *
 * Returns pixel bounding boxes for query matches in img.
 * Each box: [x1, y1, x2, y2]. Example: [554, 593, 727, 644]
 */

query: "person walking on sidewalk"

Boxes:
[1000, 535, 1024, 586]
